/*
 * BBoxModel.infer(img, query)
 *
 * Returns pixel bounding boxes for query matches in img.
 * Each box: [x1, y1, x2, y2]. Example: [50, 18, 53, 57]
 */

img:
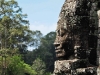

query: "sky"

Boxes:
[16, 0, 65, 35]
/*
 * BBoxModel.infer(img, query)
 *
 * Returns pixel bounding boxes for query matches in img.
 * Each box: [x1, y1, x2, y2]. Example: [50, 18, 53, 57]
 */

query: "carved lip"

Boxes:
[56, 52, 66, 57]
[55, 49, 66, 57]
[55, 49, 62, 52]
[54, 42, 66, 57]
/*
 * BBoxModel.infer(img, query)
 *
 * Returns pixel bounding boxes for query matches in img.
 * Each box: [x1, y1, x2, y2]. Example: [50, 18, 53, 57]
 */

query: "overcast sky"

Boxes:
[17, 0, 65, 35]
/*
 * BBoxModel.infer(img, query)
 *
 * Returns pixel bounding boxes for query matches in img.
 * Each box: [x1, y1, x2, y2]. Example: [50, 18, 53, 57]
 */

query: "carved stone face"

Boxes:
[54, 27, 74, 59]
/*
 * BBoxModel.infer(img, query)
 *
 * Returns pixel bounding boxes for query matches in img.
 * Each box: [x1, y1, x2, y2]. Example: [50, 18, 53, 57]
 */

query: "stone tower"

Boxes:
[53, 0, 100, 75]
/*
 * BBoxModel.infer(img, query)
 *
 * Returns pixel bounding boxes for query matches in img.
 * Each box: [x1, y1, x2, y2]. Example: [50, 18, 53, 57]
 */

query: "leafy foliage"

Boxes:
[24, 63, 37, 75]
[25, 32, 56, 73]
[38, 32, 56, 72]
[32, 58, 46, 75]
[7, 55, 37, 75]
[7, 55, 25, 75]
[0, 0, 39, 75]
[0, 0, 34, 54]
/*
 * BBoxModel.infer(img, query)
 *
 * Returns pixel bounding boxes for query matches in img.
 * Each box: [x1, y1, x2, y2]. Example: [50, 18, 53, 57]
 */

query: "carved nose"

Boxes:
[53, 42, 60, 46]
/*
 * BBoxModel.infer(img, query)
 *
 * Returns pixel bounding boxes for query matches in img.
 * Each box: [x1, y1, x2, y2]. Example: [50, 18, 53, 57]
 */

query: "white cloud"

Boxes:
[29, 22, 57, 35]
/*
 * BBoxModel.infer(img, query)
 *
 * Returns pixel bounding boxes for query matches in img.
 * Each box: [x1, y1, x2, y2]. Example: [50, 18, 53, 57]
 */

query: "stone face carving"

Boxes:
[53, 0, 100, 75]
[54, 27, 74, 59]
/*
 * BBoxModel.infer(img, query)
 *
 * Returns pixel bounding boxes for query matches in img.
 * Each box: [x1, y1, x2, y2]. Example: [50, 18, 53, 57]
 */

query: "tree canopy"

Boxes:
[0, 0, 56, 75]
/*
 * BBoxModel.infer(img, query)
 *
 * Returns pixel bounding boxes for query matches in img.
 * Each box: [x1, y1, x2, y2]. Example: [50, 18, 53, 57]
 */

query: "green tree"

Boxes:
[32, 58, 46, 75]
[7, 55, 25, 75]
[0, 0, 37, 74]
[7, 55, 37, 75]
[24, 30, 43, 64]
[38, 32, 56, 72]
[27, 32, 56, 72]
[23, 63, 37, 75]
[0, 0, 33, 54]
[29, 30, 43, 49]
[26, 32, 56, 75]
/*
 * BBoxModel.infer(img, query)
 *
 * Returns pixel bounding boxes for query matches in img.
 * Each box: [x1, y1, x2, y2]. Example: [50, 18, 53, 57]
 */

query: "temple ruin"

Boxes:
[53, 0, 100, 75]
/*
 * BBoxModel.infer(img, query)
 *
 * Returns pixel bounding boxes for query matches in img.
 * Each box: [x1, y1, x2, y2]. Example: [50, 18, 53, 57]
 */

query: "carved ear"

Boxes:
[60, 28, 66, 37]
[56, 30, 60, 36]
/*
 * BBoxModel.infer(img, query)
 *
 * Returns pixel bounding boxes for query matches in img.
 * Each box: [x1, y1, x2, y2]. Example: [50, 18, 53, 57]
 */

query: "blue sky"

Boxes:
[17, 0, 65, 35]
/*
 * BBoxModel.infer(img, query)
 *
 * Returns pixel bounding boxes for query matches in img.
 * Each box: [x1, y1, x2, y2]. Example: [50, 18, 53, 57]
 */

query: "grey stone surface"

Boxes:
[53, 0, 100, 75]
